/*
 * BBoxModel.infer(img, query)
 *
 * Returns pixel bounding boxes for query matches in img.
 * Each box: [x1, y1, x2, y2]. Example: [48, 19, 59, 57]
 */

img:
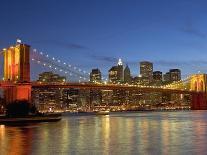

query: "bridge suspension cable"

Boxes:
[31, 48, 108, 82]
[31, 49, 90, 82]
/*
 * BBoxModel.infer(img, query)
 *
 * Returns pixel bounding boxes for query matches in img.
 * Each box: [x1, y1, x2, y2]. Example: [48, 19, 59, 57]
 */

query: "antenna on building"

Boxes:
[117, 58, 123, 66]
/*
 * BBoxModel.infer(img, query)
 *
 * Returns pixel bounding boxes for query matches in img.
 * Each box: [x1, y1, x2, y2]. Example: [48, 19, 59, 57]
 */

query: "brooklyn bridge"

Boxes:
[0, 40, 207, 110]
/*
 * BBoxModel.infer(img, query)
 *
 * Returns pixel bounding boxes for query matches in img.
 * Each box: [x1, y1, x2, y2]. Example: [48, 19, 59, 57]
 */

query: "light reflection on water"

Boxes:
[1, 111, 207, 154]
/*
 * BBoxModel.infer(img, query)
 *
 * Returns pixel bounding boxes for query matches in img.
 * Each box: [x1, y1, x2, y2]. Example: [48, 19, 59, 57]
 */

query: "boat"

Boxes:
[94, 110, 110, 115]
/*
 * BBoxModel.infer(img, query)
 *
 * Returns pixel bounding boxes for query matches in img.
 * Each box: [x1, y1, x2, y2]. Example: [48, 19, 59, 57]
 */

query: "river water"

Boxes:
[1, 111, 207, 155]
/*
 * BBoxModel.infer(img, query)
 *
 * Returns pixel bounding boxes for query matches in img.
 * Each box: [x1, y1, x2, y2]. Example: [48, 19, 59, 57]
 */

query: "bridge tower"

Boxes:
[3, 40, 31, 103]
[190, 74, 207, 110]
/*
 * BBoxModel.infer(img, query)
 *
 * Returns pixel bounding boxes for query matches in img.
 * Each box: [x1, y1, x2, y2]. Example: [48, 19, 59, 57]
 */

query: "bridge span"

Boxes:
[1, 40, 207, 110]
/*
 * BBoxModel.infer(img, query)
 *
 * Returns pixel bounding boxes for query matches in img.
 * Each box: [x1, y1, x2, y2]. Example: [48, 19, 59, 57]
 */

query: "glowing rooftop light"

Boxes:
[16, 39, 22, 44]
[117, 58, 123, 66]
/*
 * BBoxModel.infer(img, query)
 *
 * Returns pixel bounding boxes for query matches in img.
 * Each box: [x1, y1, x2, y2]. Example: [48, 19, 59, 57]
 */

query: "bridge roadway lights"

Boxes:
[4, 83, 31, 104]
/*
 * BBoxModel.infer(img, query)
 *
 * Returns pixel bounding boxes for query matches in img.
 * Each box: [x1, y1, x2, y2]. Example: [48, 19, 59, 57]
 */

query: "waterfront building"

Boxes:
[162, 69, 182, 103]
[32, 72, 67, 112]
[89, 68, 102, 105]
[108, 59, 125, 105]
[101, 90, 113, 105]
[151, 71, 163, 104]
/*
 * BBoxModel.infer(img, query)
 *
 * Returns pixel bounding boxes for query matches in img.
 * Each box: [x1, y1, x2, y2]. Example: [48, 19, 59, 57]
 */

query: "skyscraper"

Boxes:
[108, 58, 124, 83]
[108, 59, 125, 105]
[153, 71, 162, 82]
[140, 61, 153, 85]
[169, 69, 181, 82]
[163, 72, 170, 83]
[89, 69, 102, 105]
[124, 65, 131, 83]
[33, 72, 66, 112]
[90, 68, 102, 83]
[117, 58, 124, 82]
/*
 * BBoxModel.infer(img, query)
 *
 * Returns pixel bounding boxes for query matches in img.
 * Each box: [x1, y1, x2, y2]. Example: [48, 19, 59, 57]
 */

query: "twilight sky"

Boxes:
[1, 0, 207, 80]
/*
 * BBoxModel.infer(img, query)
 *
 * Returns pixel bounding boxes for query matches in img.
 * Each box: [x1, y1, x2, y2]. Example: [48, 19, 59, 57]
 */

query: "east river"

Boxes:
[1, 111, 207, 155]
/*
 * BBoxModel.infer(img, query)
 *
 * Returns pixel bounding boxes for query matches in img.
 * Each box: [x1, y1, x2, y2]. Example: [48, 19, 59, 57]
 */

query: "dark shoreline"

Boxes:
[0, 113, 62, 125]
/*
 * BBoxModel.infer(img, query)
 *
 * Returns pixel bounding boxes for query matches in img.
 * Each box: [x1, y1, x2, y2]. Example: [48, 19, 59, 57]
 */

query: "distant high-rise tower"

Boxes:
[153, 71, 162, 82]
[108, 58, 123, 83]
[124, 65, 131, 83]
[90, 68, 102, 83]
[163, 72, 170, 83]
[117, 58, 124, 82]
[3, 39, 30, 82]
[169, 69, 181, 82]
[140, 61, 153, 85]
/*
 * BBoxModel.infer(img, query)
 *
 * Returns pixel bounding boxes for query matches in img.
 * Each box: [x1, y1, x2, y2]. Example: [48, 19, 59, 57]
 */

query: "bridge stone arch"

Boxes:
[2, 41, 31, 103]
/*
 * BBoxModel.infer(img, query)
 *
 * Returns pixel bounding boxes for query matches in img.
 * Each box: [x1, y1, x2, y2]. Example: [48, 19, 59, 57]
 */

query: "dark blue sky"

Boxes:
[1, 0, 207, 79]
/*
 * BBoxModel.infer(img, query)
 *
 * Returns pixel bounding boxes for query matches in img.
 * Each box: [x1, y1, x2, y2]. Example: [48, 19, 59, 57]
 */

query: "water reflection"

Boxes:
[1, 112, 207, 154]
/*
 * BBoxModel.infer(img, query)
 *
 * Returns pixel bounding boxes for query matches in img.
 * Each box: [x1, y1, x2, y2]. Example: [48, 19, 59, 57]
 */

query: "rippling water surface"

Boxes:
[1, 111, 207, 155]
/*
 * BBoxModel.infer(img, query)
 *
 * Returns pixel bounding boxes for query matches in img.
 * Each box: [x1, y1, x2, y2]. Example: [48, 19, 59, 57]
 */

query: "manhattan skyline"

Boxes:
[1, 0, 207, 79]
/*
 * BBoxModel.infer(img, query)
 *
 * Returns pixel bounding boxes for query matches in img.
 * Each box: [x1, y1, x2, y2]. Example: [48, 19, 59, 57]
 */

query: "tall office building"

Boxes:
[117, 58, 124, 82]
[108, 59, 124, 83]
[3, 39, 30, 82]
[124, 65, 131, 83]
[32, 72, 67, 112]
[90, 68, 102, 83]
[109, 66, 118, 83]
[89, 69, 102, 105]
[163, 72, 170, 83]
[108, 59, 125, 105]
[38, 71, 66, 82]
[169, 69, 181, 82]
[153, 71, 162, 82]
[140, 61, 153, 85]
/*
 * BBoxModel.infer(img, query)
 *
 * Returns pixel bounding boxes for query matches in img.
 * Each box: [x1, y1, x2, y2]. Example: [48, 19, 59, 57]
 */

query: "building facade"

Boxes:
[140, 61, 153, 85]
[124, 65, 131, 83]
[90, 68, 102, 83]
[32, 72, 67, 112]
[169, 69, 181, 82]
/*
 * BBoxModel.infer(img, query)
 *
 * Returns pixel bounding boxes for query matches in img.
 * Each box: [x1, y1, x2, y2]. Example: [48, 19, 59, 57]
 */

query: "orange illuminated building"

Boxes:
[3, 40, 31, 103]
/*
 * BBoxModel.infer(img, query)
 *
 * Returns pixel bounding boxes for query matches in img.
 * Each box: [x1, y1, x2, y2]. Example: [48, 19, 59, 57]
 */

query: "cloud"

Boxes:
[33, 39, 89, 50]
[180, 19, 206, 38]
[88, 54, 118, 63]
[181, 26, 206, 38]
